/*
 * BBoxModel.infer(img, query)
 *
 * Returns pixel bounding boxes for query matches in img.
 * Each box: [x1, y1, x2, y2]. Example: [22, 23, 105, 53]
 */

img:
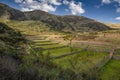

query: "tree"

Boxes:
[63, 32, 77, 52]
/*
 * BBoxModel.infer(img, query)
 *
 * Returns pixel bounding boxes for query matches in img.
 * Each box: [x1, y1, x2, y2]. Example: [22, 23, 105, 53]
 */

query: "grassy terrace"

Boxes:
[27, 34, 109, 74]
[100, 59, 120, 80]
[34, 43, 66, 49]
[42, 47, 85, 57]
[32, 39, 84, 57]
[33, 40, 51, 42]
[32, 38, 108, 73]
[43, 47, 71, 56]
[52, 50, 107, 72]
[34, 43, 59, 46]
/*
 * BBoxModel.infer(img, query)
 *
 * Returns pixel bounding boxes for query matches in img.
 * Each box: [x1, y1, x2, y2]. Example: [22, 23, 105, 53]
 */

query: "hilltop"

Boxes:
[0, 3, 111, 32]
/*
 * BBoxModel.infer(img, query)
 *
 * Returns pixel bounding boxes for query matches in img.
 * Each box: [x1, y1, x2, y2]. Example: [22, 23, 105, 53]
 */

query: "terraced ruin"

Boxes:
[20, 28, 120, 79]
[1, 20, 118, 80]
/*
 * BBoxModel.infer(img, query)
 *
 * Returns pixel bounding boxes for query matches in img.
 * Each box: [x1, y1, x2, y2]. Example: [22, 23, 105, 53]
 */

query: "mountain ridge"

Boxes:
[0, 3, 112, 32]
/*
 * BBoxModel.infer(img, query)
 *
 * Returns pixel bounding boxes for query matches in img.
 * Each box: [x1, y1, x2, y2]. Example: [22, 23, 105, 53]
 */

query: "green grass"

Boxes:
[100, 59, 120, 80]
[35, 44, 65, 49]
[33, 40, 51, 43]
[52, 50, 107, 72]
[32, 37, 108, 73]
[43, 47, 71, 56]
[34, 42, 58, 45]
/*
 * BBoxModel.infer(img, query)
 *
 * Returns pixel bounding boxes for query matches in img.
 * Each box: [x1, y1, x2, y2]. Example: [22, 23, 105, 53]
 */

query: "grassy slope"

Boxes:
[0, 22, 80, 80]
[106, 23, 120, 29]
[0, 22, 27, 80]
[53, 50, 107, 72]
[0, 22, 26, 56]
[43, 47, 71, 56]
[101, 59, 120, 80]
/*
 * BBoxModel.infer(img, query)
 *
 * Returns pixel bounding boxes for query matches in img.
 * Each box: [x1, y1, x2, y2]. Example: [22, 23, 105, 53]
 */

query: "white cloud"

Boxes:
[101, 0, 120, 13]
[102, 0, 120, 5]
[114, 0, 120, 4]
[102, 0, 111, 4]
[15, 0, 85, 15]
[21, 7, 33, 11]
[63, 0, 69, 5]
[40, 3, 57, 12]
[69, 1, 85, 15]
[25, 0, 33, 3]
[113, 0, 120, 13]
[15, 0, 23, 3]
[117, 8, 120, 13]
[63, 0, 85, 15]
[15, 0, 61, 12]
[115, 17, 120, 20]
[49, 0, 61, 5]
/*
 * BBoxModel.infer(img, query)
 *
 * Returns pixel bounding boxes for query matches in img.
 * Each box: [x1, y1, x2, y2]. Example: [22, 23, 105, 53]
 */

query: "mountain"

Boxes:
[106, 23, 120, 29]
[0, 3, 26, 20]
[24, 11, 111, 32]
[0, 3, 111, 32]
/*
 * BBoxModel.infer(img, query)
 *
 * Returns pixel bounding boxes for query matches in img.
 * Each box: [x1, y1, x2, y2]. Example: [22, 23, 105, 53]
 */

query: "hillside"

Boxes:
[0, 22, 82, 80]
[0, 3, 26, 20]
[1, 20, 120, 80]
[106, 23, 120, 29]
[0, 22, 26, 79]
[0, 22, 26, 55]
[0, 3, 111, 32]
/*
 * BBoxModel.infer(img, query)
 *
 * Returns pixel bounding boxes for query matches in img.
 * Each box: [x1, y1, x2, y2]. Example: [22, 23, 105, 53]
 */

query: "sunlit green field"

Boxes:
[100, 59, 120, 80]
[32, 40, 108, 73]
[31, 38, 108, 73]
[43, 47, 71, 56]
[52, 50, 107, 72]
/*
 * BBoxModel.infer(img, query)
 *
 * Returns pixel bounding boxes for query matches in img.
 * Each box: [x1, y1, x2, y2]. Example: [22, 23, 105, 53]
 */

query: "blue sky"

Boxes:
[0, 0, 120, 23]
